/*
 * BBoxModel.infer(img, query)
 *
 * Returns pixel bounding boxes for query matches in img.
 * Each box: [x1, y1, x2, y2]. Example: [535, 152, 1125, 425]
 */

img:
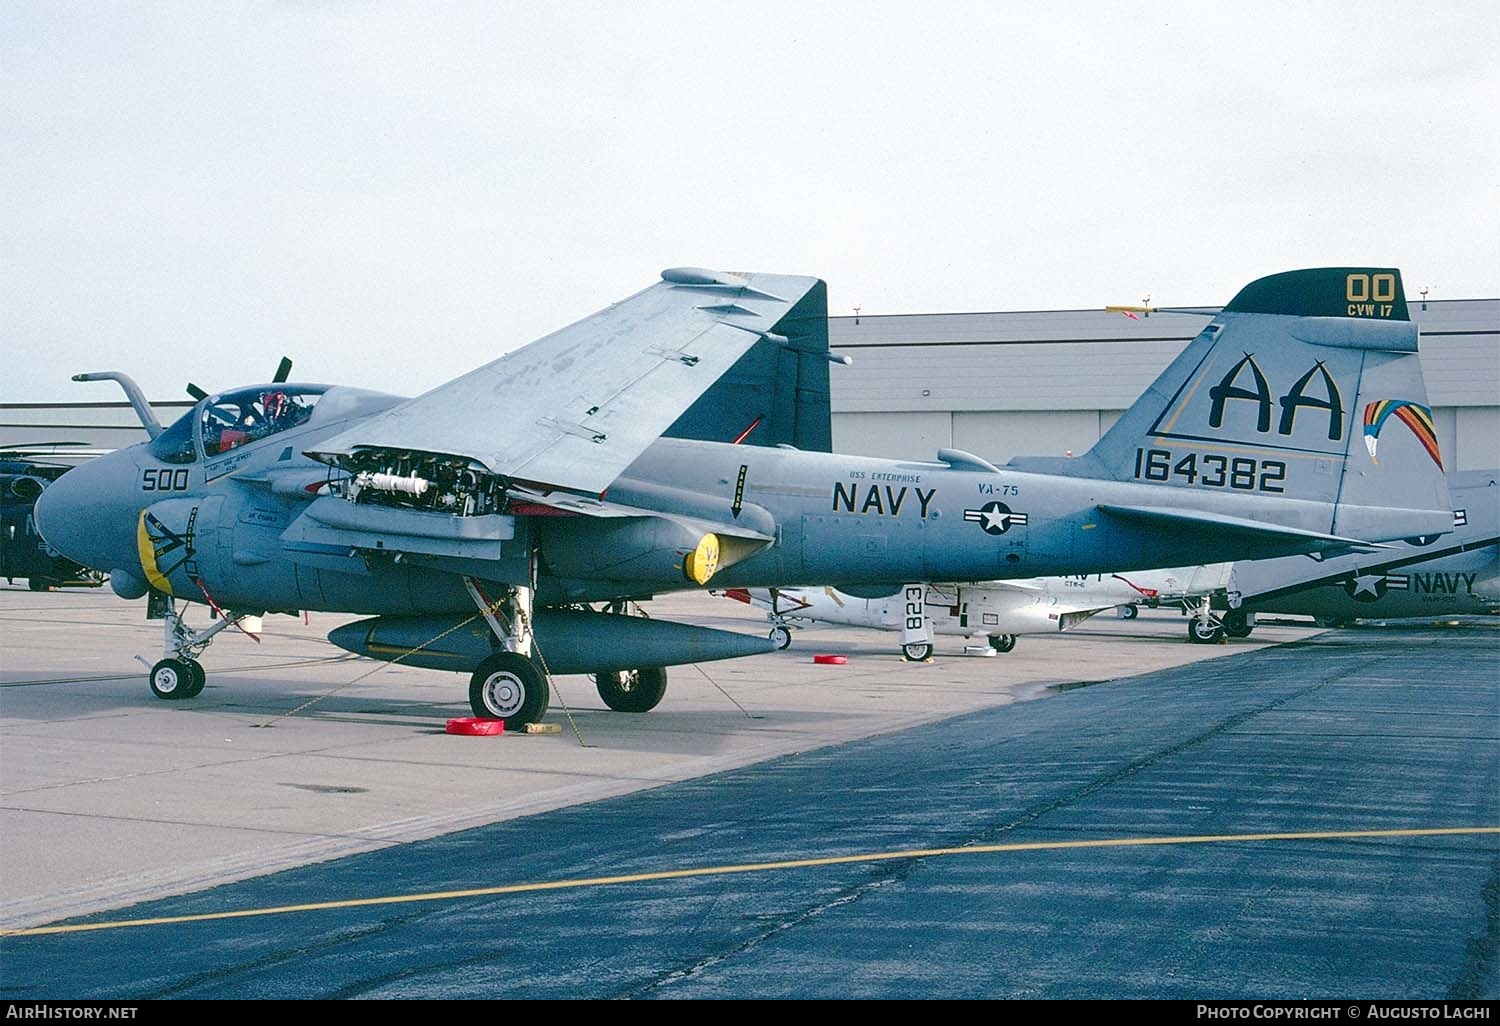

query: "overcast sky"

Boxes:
[4, 1, 1497, 404]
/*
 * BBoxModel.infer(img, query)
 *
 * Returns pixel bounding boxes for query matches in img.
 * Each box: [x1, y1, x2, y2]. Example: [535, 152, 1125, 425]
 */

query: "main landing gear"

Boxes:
[586, 601, 668, 713]
[988, 634, 1017, 653]
[591, 667, 668, 713]
[463, 584, 671, 725]
[143, 590, 259, 700]
[1182, 593, 1224, 644]
[1222, 609, 1255, 638]
[1185, 598, 1255, 643]
[464, 577, 552, 728]
[1183, 591, 1243, 644]
[469, 651, 549, 725]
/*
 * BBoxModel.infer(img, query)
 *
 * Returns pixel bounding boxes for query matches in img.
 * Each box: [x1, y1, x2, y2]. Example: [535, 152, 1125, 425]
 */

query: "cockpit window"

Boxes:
[200, 386, 323, 457]
[149, 409, 199, 464]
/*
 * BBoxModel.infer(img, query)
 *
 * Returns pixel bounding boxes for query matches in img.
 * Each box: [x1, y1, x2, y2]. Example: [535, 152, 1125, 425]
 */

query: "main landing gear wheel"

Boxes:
[902, 642, 934, 661]
[149, 658, 197, 700]
[593, 667, 668, 713]
[1223, 610, 1254, 639]
[1188, 617, 1225, 644]
[1314, 617, 1354, 629]
[988, 634, 1018, 653]
[469, 652, 549, 727]
[768, 625, 793, 650]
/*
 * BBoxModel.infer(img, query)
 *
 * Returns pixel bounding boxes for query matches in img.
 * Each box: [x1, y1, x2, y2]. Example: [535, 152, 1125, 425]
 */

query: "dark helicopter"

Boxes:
[2, 444, 109, 591]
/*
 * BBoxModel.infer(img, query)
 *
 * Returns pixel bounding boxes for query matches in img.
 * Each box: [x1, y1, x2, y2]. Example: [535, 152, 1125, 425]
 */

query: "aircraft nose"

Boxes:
[33, 459, 127, 573]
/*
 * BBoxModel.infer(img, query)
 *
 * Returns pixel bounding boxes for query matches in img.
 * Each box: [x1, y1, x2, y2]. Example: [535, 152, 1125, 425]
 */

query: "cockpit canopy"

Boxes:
[148, 385, 329, 464]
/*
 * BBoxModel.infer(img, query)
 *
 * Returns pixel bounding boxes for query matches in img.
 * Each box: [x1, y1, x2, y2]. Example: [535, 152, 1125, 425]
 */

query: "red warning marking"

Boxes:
[446, 717, 505, 736]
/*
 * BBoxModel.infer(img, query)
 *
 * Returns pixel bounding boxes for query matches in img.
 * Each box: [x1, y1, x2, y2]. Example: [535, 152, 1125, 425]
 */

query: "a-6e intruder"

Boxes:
[36, 266, 1453, 727]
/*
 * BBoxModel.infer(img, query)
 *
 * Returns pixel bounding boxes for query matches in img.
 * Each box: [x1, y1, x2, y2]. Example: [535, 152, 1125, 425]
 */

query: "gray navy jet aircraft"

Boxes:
[34, 266, 1454, 727]
[1208, 468, 1498, 637]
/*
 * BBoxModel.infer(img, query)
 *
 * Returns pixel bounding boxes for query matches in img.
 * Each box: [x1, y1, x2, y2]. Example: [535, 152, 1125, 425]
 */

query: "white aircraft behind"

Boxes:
[719, 564, 1234, 660]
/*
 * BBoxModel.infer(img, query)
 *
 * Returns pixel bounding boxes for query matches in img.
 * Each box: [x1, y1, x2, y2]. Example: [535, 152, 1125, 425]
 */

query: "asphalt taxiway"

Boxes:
[1, 586, 1495, 999]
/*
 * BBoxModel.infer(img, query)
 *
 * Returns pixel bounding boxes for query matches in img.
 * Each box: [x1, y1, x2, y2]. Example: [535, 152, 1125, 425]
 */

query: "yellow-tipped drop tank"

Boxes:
[683, 533, 721, 584]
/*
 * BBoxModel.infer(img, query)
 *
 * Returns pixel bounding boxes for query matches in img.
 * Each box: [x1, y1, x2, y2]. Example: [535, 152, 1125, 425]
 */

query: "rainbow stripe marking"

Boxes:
[1363, 399, 1442, 468]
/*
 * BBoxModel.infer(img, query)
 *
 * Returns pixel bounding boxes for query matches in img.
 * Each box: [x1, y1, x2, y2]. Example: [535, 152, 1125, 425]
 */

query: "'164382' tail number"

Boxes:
[1132, 448, 1285, 493]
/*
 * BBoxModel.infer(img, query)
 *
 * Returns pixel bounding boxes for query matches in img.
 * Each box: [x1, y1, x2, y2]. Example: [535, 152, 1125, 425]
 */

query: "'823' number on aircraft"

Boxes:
[1133, 448, 1286, 493]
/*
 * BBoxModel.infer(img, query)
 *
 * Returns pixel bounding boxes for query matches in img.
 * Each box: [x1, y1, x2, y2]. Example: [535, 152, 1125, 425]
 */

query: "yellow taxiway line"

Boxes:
[5, 826, 1495, 938]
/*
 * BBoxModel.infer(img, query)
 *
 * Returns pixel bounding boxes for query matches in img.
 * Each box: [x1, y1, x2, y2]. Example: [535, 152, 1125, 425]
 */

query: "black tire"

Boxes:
[149, 658, 193, 700]
[902, 642, 934, 661]
[180, 659, 207, 698]
[593, 667, 667, 713]
[1188, 618, 1224, 644]
[469, 652, 549, 726]
[988, 634, 1018, 653]
[1223, 610, 1254, 639]
[1117, 605, 1138, 620]
[27, 578, 55, 592]
[768, 625, 793, 650]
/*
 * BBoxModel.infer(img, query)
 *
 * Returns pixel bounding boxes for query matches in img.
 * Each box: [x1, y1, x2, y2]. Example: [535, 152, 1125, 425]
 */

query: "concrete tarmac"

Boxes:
[1, 585, 1495, 999]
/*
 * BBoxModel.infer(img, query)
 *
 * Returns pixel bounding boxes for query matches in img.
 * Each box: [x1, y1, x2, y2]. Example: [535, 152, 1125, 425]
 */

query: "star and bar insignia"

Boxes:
[964, 501, 1028, 536]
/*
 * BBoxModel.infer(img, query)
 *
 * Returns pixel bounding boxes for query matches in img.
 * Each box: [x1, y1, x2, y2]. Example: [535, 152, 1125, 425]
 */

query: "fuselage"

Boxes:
[34, 384, 1460, 620]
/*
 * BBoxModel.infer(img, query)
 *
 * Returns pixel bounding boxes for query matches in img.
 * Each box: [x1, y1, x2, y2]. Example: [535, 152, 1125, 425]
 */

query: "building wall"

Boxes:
[5, 300, 1496, 470]
[826, 298, 1499, 469]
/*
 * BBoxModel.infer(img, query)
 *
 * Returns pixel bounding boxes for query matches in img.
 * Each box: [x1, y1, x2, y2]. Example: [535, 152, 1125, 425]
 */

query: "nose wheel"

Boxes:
[143, 591, 251, 701]
[1188, 617, 1225, 644]
[149, 658, 205, 700]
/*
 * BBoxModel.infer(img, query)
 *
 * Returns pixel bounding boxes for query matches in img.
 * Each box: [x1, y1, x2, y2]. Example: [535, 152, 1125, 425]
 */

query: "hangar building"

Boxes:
[3, 298, 1496, 470]
[826, 297, 1498, 470]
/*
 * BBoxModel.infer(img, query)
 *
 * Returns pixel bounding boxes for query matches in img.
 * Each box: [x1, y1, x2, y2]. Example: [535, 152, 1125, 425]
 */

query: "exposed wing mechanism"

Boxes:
[306, 269, 825, 497]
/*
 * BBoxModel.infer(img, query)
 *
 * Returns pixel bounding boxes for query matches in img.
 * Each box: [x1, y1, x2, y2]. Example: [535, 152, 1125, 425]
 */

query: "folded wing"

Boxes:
[306, 268, 825, 496]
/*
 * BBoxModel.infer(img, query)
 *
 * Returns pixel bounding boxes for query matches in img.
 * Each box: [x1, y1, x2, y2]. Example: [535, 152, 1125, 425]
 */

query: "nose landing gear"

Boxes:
[141, 589, 260, 701]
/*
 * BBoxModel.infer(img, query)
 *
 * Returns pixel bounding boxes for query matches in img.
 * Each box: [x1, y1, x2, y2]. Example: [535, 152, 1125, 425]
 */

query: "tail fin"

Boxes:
[1028, 267, 1452, 542]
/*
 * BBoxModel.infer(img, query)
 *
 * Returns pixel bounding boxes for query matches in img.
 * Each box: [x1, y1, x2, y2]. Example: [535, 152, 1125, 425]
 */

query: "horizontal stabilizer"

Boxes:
[1097, 504, 1390, 554]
